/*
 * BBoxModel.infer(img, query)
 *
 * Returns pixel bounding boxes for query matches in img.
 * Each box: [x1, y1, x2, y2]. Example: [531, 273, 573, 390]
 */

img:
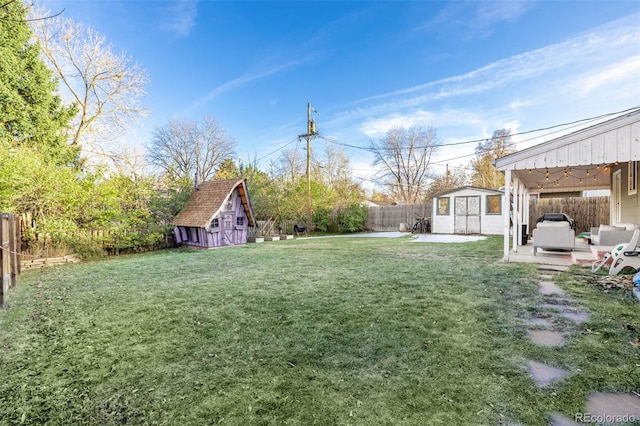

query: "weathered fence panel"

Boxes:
[529, 196, 609, 234]
[365, 203, 431, 231]
[1, 213, 21, 307]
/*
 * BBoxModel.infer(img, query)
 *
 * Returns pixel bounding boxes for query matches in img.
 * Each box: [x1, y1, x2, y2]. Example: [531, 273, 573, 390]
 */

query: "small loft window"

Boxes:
[629, 161, 637, 196]
[486, 195, 501, 215]
[437, 197, 450, 215]
[236, 217, 244, 226]
[211, 218, 219, 228]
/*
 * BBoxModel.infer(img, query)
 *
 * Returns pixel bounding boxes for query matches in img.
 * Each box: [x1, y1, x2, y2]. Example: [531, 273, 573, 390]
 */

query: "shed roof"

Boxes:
[432, 186, 504, 198]
[170, 179, 255, 228]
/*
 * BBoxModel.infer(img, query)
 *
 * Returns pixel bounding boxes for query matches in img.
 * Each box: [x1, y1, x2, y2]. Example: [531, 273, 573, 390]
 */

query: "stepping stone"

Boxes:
[526, 360, 569, 387]
[584, 392, 640, 421]
[549, 412, 581, 426]
[538, 281, 566, 296]
[528, 317, 552, 328]
[538, 303, 574, 312]
[528, 330, 565, 346]
[559, 311, 590, 323]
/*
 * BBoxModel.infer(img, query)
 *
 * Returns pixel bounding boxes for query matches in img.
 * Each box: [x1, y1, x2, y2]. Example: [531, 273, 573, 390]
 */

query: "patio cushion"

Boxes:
[591, 223, 639, 246]
[533, 221, 575, 255]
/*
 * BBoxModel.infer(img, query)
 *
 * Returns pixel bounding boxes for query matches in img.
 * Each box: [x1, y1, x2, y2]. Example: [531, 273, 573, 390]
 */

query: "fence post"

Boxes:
[9, 215, 17, 288]
[1, 212, 21, 307]
[1, 213, 5, 307]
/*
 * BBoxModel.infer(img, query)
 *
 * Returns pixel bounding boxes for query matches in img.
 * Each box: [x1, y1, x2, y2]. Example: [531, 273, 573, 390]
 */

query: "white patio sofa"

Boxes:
[533, 220, 575, 255]
[590, 223, 639, 246]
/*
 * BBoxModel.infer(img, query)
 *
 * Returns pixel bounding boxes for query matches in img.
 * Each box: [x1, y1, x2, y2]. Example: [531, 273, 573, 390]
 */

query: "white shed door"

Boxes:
[454, 196, 481, 234]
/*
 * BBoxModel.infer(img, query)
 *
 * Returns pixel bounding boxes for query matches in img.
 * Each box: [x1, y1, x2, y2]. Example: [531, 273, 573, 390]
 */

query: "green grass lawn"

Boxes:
[1, 236, 638, 425]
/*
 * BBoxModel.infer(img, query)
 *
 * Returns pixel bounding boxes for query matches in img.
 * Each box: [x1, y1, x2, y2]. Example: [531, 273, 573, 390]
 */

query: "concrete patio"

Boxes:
[508, 236, 610, 268]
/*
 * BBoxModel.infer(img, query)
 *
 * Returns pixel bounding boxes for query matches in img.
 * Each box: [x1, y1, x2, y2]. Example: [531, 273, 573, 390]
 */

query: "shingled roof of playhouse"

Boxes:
[170, 179, 255, 228]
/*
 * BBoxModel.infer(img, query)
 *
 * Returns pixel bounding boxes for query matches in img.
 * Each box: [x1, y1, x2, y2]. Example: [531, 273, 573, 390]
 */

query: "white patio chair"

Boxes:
[609, 229, 640, 275]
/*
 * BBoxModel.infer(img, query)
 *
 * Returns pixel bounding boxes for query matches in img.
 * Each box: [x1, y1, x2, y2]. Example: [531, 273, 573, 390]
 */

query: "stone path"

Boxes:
[524, 266, 640, 426]
[527, 360, 569, 387]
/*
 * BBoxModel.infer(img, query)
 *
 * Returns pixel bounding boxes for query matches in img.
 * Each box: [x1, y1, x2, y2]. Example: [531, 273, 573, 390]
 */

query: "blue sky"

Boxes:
[38, 0, 640, 186]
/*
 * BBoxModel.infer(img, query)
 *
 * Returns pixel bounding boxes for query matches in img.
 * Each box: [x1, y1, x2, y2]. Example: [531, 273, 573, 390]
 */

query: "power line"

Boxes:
[434, 105, 640, 148]
[255, 137, 299, 162]
[257, 106, 640, 180]
[318, 106, 640, 165]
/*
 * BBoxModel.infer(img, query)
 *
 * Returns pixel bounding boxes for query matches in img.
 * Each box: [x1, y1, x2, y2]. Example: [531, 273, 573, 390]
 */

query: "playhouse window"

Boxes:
[437, 197, 450, 215]
[486, 195, 501, 214]
[236, 217, 244, 226]
[629, 161, 637, 196]
[211, 218, 219, 228]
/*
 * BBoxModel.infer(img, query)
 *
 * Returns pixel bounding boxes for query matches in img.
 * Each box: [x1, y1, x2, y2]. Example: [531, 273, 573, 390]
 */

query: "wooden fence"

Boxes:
[529, 196, 609, 234]
[364, 197, 609, 234]
[365, 203, 431, 231]
[1, 213, 21, 308]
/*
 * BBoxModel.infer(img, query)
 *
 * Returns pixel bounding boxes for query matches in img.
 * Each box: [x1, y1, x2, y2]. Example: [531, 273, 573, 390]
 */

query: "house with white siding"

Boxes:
[494, 109, 640, 261]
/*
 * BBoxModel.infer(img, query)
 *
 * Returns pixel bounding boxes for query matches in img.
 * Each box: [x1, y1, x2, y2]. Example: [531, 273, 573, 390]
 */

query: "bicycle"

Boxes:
[412, 214, 431, 233]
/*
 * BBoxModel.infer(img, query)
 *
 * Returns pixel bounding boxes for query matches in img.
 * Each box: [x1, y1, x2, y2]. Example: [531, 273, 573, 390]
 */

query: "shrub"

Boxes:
[312, 207, 332, 233]
[338, 203, 368, 233]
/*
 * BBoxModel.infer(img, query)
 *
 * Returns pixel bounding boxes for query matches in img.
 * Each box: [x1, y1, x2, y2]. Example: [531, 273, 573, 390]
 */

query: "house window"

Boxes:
[236, 217, 244, 226]
[486, 195, 502, 215]
[211, 218, 219, 228]
[437, 197, 450, 215]
[629, 161, 638, 196]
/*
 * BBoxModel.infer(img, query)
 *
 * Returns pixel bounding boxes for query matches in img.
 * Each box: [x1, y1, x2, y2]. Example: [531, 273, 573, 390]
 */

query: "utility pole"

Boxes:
[298, 102, 319, 216]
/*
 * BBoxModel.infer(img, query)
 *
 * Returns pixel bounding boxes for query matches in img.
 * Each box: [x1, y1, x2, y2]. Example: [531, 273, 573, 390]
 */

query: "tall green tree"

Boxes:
[0, 0, 77, 165]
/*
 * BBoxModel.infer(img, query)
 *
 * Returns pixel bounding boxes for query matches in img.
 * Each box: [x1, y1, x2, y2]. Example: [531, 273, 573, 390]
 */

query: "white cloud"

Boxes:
[161, 1, 198, 38]
[575, 56, 640, 97]
[417, 0, 533, 39]
[183, 57, 314, 114]
[339, 14, 640, 141]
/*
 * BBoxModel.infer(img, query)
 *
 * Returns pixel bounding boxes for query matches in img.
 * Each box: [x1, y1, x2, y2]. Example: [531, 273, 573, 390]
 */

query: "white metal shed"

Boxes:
[432, 186, 505, 235]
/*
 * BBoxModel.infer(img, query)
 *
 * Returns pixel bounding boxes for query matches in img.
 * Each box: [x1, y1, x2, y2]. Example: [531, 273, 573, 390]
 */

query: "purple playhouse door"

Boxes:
[221, 213, 235, 246]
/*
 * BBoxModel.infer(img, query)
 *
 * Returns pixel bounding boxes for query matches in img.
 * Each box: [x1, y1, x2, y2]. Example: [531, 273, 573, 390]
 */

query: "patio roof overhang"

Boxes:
[492, 108, 640, 260]
[494, 109, 639, 193]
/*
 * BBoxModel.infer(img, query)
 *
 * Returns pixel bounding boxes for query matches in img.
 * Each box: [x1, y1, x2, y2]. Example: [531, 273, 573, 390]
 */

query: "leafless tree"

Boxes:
[147, 116, 236, 184]
[425, 166, 470, 200]
[271, 147, 306, 184]
[29, 5, 150, 153]
[371, 125, 442, 204]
